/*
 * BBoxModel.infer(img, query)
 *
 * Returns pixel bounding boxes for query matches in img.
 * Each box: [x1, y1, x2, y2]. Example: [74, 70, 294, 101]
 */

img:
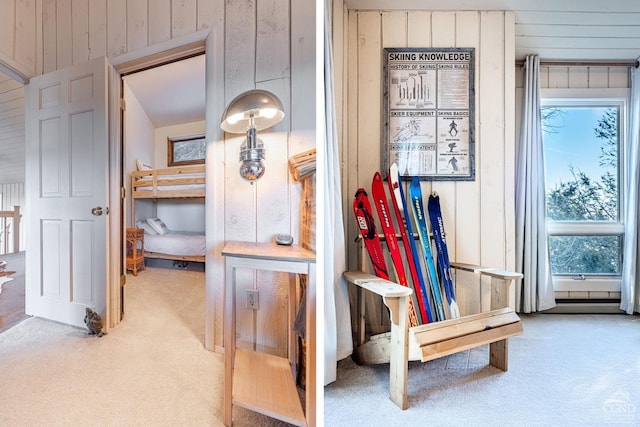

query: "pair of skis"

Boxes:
[408, 178, 447, 321]
[353, 165, 459, 323]
[427, 191, 460, 319]
[353, 186, 420, 327]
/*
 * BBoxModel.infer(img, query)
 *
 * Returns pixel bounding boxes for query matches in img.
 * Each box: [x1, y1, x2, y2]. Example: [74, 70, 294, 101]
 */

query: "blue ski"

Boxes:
[427, 193, 460, 319]
[409, 177, 446, 321]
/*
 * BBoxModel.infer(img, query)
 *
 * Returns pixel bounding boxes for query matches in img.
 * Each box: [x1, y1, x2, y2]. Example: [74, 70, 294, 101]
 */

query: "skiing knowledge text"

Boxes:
[388, 52, 471, 62]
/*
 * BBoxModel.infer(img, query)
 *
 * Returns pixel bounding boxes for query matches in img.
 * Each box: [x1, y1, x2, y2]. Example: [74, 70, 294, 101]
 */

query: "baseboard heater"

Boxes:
[555, 299, 621, 304]
[547, 299, 624, 314]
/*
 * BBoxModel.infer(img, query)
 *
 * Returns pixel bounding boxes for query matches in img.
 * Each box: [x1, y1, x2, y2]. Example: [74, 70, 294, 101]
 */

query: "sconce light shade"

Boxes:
[220, 89, 285, 182]
[221, 89, 285, 133]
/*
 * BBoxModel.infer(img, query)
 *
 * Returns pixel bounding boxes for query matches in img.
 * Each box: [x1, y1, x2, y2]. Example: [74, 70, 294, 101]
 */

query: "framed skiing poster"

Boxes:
[383, 47, 475, 181]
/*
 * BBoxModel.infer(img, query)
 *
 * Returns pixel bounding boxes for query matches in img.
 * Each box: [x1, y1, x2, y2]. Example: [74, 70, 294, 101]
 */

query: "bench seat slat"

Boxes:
[418, 321, 524, 362]
[411, 308, 519, 345]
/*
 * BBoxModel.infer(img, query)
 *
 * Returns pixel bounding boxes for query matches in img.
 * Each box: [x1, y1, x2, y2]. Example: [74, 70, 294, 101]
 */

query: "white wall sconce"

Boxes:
[220, 89, 285, 182]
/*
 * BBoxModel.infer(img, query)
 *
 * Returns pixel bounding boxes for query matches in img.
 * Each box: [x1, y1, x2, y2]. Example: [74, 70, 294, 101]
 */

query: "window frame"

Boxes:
[540, 88, 629, 292]
[167, 133, 206, 167]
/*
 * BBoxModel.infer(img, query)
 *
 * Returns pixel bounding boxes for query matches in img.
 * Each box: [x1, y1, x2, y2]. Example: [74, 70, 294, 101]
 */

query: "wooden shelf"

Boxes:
[223, 240, 316, 427]
[222, 240, 315, 263]
[233, 348, 306, 426]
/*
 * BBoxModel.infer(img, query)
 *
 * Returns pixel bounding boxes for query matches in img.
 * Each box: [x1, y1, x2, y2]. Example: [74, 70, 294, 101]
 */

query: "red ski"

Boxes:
[353, 188, 389, 279]
[371, 172, 420, 327]
[387, 164, 433, 323]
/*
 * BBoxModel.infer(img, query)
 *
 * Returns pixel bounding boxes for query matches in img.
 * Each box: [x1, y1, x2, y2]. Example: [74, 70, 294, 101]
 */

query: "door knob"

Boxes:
[91, 207, 103, 216]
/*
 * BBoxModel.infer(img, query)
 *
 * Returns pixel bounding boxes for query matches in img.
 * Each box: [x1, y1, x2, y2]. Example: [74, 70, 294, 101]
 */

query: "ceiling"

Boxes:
[124, 54, 206, 127]
[343, 0, 640, 61]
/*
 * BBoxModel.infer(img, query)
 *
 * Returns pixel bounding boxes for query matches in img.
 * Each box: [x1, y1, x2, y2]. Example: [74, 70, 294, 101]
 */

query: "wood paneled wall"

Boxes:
[38, 0, 218, 74]
[334, 9, 516, 315]
[32, 0, 316, 353]
[0, 73, 25, 184]
[0, 0, 36, 79]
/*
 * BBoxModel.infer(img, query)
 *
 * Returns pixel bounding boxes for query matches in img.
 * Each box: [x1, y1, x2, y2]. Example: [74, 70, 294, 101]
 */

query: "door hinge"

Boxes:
[120, 275, 126, 287]
[121, 187, 126, 199]
[120, 98, 126, 111]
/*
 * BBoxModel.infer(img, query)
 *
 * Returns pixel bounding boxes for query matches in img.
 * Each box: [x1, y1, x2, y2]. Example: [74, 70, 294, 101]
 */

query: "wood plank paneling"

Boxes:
[479, 11, 507, 312]
[503, 11, 516, 279]
[148, 0, 171, 46]
[430, 11, 457, 266]
[42, 0, 57, 73]
[256, 77, 291, 357]
[127, 0, 148, 53]
[289, 0, 316, 246]
[71, 0, 90, 65]
[171, 0, 197, 39]
[106, 0, 127, 58]
[344, 10, 515, 318]
[56, 0, 73, 68]
[15, 0, 36, 75]
[345, 10, 358, 270]
[4, 0, 309, 354]
[225, 0, 256, 101]
[0, 2, 16, 59]
[455, 12, 481, 268]
[0, 72, 24, 184]
[223, 0, 259, 352]
[88, 0, 107, 59]
[256, 0, 290, 83]
[356, 12, 381, 192]
[196, 0, 217, 31]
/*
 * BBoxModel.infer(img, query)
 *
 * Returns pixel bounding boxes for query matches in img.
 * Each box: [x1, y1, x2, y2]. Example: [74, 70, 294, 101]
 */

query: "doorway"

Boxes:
[0, 70, 26, 332]
[120, 54, 206, 318]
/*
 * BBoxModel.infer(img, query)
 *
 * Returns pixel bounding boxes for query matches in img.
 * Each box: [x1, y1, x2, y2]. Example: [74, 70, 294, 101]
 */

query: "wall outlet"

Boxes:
[246, 289, 259, 310]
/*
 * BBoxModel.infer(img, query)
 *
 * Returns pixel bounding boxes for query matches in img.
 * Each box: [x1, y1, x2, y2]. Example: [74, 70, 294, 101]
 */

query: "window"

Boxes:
[541, 89, 627, 291]
[167, 134, 206, 167]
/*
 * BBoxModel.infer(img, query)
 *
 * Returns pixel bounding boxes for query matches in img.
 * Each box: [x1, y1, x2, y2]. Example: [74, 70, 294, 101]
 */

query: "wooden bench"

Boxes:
[344, 263, 523, 409]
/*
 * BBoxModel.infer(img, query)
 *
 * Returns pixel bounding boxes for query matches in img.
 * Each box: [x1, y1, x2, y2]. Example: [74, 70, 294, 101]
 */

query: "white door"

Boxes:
[25, 57, 110, 328]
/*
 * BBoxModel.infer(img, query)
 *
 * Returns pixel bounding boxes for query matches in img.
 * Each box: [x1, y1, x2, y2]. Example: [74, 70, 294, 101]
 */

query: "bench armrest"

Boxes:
[344, 270, 413, 298]
[450, 262, 522, 310]
[343, 270, 412, 326]
[450, 262, 523, 280]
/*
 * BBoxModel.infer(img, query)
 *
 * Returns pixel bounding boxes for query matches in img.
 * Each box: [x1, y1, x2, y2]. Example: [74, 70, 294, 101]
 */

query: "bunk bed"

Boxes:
[131, 164, 206, 263]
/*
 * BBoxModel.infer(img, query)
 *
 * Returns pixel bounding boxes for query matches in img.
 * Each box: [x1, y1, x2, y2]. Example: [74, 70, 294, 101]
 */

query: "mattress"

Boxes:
[144, 231, 206, 256]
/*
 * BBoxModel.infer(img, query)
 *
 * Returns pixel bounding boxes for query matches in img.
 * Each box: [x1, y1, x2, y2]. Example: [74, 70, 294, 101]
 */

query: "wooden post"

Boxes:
[490, 339, 509, 371]
[12, 206, 20, 253]
[385, 294, 409, 410]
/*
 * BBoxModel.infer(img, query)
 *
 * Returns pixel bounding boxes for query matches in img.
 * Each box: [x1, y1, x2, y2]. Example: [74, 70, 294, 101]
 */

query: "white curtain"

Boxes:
[621, 59, 640, 314]
[322, 0, 352, 385]
[515, 55, 556, 313]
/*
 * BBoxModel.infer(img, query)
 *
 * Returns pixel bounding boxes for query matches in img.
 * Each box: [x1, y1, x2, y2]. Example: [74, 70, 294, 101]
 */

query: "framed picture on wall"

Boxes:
[168, 134, 206, 166]
[383, 47, 475, 181]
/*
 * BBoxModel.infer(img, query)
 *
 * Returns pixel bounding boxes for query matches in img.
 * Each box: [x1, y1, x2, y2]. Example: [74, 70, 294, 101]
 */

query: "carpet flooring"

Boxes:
[0, 264, 295, 426]
[325, 313, 640, 426]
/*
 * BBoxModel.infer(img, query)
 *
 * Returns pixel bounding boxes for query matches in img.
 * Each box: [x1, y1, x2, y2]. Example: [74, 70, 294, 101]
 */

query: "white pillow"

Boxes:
[136, 159, 153, 171]
[136, 219, 158, 235]
[146, 217, 169, 236]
